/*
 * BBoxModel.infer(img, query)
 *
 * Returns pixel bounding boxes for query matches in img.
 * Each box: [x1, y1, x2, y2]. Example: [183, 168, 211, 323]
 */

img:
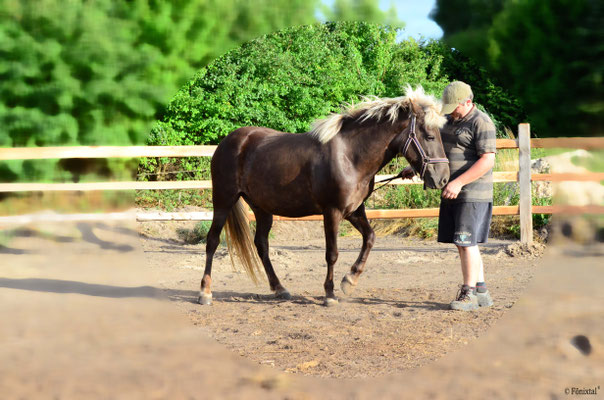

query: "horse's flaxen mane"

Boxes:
[309, 85, 447, 144]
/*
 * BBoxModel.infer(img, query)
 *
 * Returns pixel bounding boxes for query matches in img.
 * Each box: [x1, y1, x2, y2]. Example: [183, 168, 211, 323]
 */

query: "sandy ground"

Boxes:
[1, 219, 602, 399]
[140, 220, 542, 379]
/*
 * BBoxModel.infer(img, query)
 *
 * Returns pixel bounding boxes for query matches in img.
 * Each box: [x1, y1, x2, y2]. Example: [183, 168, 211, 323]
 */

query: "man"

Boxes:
[402, 81, 496, 311]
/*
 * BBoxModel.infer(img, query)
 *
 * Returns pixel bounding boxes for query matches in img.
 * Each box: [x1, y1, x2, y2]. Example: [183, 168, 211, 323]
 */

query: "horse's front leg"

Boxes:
[323, 208, 343, 307]
[340, 204, 376, 296]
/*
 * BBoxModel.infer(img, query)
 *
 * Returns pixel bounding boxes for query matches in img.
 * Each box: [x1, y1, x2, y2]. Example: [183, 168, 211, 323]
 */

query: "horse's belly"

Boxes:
[243, 182, 322, 217]
[247, 198, 322, 218]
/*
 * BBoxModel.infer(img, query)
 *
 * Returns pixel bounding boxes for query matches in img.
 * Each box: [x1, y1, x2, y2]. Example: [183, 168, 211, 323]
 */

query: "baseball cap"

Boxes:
[441, 81, 473, 115]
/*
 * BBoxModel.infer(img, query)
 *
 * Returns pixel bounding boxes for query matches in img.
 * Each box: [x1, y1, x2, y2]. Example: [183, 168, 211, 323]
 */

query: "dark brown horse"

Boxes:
[199, 86, 449, 306]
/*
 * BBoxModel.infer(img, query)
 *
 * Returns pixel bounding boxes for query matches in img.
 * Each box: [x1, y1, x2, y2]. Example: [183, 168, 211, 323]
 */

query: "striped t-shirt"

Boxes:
[441, 106, 497, 203]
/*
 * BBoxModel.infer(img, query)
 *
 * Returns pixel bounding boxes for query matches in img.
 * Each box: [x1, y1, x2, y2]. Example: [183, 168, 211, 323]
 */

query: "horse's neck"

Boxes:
[342, 120, 405, 174]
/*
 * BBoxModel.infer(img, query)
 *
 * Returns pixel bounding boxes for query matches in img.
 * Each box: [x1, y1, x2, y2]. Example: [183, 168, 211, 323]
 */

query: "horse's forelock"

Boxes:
[402, 85, 447, 130]
[309, 85, 445, 143]
[423, 107, 447, 130]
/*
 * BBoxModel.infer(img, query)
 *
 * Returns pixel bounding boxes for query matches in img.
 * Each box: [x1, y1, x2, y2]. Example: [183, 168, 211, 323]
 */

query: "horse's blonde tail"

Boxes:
[224, 199, 263, 284]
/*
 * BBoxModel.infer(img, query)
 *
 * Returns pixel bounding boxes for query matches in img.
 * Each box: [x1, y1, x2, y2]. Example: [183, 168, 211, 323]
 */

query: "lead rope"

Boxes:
[372, 169, 408, 193]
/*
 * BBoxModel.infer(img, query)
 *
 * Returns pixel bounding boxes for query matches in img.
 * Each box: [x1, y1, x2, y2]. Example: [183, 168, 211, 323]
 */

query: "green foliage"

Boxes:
[380, 186, 442, 210]
[489, 0, 602, 138]
[177, 221, 212, 244]
[533, 199, 551, 232]
[422, 42, 525, 136]
[0, 228, 14, 247]
[194, 221, 212, 243]
[430, 0, 506, 68]
[506, 220, 521, 239]
[1, 0, 167, 181]
[148, 22, 416, 147]
[176, 220, 234, 244]
[2, 3, 148, 130]
[493, 182, 519, 207]
[431, 0, 602, 138]
[571, 150, 604, 173]
[136, 189, 212, 211]
[490, 183, 552, 239]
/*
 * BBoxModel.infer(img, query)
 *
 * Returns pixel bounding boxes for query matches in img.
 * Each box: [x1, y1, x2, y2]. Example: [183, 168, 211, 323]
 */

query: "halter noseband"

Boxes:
[402, 113, 449, 179]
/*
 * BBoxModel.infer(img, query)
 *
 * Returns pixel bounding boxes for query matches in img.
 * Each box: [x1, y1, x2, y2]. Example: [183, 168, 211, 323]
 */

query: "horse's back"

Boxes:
[214, 126, 292, 156]
[214, 126, 318, 163]
[213, 126, 324, 216]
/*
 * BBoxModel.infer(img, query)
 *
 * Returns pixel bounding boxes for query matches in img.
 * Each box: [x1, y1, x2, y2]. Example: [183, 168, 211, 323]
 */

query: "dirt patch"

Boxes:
[141, 219, 541, 378]
[501, 241, 546, 258]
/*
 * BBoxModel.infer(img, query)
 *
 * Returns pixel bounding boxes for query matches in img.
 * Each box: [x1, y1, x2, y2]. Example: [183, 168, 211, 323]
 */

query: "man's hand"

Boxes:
[441, 153, 494, 200]
[399, 166, 415, 180]
[442, 179, 463, 199]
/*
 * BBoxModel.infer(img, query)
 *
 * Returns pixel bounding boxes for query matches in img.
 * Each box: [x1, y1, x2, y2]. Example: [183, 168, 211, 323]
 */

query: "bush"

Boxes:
[176, 221, 213, 244]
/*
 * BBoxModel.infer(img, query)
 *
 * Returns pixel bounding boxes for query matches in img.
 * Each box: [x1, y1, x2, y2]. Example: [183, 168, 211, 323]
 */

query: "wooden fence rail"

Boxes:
[1, 125, 603, 244]
[1, 137, 602, 160]
[1, 171, 602, 193]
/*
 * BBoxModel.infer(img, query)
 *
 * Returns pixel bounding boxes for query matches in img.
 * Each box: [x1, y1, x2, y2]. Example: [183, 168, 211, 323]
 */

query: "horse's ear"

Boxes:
[407, 101, 421, 117]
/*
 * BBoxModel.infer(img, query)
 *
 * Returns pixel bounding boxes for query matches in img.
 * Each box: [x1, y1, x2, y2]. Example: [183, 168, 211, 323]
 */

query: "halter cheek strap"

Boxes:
[402, 114, 449, 179]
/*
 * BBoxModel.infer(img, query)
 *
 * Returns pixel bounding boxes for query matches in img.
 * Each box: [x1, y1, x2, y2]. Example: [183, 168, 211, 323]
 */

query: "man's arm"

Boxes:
[441, 152, 495, 200]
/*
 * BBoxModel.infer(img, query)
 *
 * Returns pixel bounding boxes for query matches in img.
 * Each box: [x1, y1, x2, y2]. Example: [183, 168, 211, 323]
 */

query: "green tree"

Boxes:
[421, 41, 526, 133]
[0, 0, 401, 183]
[429, 0, 505, 68]
[488, 0, 602, 137]
[430, 0, 603, 137]
[140, 22, 521, 189]
[0, 0, 164, 182]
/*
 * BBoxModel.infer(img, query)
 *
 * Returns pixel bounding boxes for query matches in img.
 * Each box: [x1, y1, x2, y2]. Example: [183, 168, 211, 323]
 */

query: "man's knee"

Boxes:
[456, 244, 478, 253]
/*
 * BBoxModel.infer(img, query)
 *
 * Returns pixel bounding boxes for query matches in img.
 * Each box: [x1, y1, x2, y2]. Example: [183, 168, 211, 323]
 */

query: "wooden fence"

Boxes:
[1, 124, 603, 244]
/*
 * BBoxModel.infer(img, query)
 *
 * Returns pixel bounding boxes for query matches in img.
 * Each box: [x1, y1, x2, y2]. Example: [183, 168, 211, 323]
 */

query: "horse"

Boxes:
[199, 85, 449, 306]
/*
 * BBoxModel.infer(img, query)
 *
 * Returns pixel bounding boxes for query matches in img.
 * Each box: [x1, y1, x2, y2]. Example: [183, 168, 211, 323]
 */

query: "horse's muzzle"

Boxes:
[423, 164, 450, 190]
[424, 176, 448, 190]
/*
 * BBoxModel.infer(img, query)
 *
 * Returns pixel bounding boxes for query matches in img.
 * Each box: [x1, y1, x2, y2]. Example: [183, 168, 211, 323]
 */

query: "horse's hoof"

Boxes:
[340, 275, 357, 296]
[198, 293, 212, 305]
[275, 289, 292, 300]
[324, 297, 339, 307]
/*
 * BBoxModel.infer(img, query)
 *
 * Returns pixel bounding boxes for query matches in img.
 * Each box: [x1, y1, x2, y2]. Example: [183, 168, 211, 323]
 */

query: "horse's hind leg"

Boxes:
[251, 207, 291, 300]
[199, 208, 230, 305]
[340, 205, 375, 296]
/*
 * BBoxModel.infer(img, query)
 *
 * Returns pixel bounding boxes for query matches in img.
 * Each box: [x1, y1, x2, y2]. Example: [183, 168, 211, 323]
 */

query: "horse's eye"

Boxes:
[426, 135, 435, 141]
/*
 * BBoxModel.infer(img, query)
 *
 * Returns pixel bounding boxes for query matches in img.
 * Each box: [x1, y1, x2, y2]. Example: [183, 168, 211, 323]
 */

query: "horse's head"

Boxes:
[309, 85, 450, 189]
[393, 101, 450, 189]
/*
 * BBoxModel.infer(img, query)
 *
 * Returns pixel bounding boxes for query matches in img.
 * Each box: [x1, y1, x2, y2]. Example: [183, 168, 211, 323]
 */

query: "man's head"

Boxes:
[441, 81, 474, 119]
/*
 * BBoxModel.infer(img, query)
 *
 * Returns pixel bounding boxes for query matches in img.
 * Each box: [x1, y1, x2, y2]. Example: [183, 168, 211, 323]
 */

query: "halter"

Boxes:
[402, 113, 449, 179]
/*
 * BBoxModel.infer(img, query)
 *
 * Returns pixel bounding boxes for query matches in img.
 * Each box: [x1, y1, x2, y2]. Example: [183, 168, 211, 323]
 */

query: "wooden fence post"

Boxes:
[518, 123, 533, 244]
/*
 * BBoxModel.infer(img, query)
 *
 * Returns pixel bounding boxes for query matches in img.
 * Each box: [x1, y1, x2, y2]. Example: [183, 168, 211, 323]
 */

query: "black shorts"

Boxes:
[437, 201, 493, 247]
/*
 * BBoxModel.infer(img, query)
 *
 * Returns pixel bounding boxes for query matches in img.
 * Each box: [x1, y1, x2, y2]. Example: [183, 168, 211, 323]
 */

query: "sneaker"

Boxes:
[450, 284, 479, 311]
[475, 283, 494, 308]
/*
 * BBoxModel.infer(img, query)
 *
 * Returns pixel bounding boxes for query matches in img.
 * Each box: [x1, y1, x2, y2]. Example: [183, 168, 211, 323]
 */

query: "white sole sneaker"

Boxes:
[450, 294, 479, 311]
[476, 290, 493, 307]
